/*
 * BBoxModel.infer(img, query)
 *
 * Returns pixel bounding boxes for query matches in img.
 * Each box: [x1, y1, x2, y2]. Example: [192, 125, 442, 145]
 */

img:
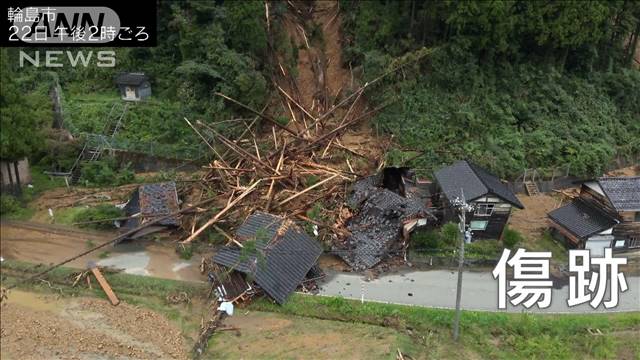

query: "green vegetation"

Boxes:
[0, 194, 22, 216]
[0, 165, 66, 220]
[464, 240, 503, 260]
[502, 227, 523, 249]
[0, 49, 51, 166]
[525, 230, 570, 265]
[178, 244, 194, 260]
[73, 204, 124, 230]
[411, 222, 458, 249]
[2, 1, 637, 183]
[410, 224, 514, 261]
[250, 294, 640, 359]
[341, 1, 640, 178]
[53, 206, 87, 226]
[80, 157, 135, 187]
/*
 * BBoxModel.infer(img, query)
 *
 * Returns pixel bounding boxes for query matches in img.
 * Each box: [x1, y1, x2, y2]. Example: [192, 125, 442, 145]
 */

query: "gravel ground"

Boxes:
[0, 290, 188, 360]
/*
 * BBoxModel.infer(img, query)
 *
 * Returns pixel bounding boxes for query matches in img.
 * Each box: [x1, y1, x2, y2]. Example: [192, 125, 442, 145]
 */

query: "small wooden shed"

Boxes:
[115, 72, 151, 101]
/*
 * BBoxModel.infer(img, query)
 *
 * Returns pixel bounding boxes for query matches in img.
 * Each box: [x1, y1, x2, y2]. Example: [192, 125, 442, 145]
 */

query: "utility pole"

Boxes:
[452, 189, 474, 341]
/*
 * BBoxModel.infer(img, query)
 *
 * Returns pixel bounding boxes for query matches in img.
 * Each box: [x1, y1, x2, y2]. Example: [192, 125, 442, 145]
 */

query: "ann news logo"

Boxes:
[3, 2, 157, 48]
[7, 6, 124, 44]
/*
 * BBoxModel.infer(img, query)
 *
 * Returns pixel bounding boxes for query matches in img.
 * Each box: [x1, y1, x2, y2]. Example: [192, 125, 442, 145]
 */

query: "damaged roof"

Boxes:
[597, 177, 640, 212]
[213, 212, 322, 304]
[138, 182, 180, 226]
[434, 160, 523, 208]
[115, 72, 148, 86]
[121, 182, 180, 238]
[548, 199, 618, 239]
[338, 181, 433, 270]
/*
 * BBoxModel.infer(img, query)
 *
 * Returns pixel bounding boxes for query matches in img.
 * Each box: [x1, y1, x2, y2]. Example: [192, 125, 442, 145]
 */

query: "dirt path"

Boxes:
[508, 194, 561, 240]
[0, 290, 187, 359]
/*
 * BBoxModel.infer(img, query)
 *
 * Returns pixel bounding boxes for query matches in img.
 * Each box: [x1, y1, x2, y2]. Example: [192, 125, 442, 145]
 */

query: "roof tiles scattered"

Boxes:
[338, 183, 433, 270]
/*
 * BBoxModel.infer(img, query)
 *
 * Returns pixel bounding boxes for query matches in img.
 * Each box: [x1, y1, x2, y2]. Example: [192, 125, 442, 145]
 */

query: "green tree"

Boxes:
[0, 49, 49, 191]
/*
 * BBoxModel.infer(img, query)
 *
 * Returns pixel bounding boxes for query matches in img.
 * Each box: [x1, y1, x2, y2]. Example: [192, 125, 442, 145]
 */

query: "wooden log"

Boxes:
[184, 117, 229, 167]
[276, 174, 338, 207]
[181, 180, 262, 244]
[300, 50, 430, 134]
[89, 265, 120, 306]
[277, 85, 317, 121]
[213, 225, 243, 248]
[215, 92, 301, 138]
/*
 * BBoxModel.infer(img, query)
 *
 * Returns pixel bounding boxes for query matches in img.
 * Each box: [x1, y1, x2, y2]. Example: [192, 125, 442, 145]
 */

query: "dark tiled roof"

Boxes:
[548, 199, 618, 239]
[213, 212, 322, 304]
[138, 182, 180, 226]
[434, 160, 524, 208]
[115, 72, 148, 85]
[597, 177, 640, 211]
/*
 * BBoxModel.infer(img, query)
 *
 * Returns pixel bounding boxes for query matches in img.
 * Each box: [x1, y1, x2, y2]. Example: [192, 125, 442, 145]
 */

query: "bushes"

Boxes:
[502, 227, 523, 249]
[465, 240, 503, 259]
[73, 204, 124, 230]
[372, 61, 639, 178]
[0, 194, 21, 215]
[411, 222, 460, 250]
[80, 157, 135, 187]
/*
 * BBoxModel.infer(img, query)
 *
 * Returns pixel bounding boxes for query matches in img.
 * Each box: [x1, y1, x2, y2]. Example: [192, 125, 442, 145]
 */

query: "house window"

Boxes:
[629, 237, 640, 249]
[614, 240, 626, 248]
[474, 204, 495, 216]
[635, 212, 640, 222]
[469, 220, 488, 231]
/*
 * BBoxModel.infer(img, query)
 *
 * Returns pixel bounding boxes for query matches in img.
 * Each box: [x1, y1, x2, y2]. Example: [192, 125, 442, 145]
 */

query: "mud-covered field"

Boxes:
[1, 290, 187, 360]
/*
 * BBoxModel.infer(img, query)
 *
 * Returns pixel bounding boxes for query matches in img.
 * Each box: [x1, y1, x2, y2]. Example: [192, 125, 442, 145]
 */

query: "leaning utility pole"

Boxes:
[452, 189, 474, 341]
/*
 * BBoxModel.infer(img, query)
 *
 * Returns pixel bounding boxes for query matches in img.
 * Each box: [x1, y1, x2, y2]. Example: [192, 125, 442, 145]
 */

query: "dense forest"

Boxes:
[1, 0, 639, 180]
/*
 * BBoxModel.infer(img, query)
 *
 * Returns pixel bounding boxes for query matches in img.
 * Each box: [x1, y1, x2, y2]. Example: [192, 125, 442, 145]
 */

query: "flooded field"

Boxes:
[0, 221, 204, 282]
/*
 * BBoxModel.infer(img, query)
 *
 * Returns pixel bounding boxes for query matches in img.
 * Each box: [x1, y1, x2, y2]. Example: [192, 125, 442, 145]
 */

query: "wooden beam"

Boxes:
[181, 180, 262, 244]
[89, 265, 120, 306]
[215, 92, 301, 138]
[276, 174, 338, 207]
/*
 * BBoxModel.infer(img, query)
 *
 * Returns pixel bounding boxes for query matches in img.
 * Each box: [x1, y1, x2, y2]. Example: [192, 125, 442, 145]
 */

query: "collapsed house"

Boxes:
[548, 176, 640, 255]
[335, 168, 435, 270]
[210, 212, 323, 304]
[433, 160, 524, 240]
[119, 181, 181, 240]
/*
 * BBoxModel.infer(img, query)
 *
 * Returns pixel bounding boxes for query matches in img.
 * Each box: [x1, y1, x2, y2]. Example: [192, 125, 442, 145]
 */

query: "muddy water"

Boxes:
[1, 222, 204, 282]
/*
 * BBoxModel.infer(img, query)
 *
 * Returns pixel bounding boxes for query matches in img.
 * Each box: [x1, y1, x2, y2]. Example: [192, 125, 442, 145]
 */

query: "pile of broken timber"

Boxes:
[179, 91, 389, 245]
[177, 28, 430, 245]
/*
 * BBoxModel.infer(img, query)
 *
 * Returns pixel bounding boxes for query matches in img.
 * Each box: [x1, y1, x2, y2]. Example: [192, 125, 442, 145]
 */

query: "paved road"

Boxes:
[318, 269, 640, 313]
